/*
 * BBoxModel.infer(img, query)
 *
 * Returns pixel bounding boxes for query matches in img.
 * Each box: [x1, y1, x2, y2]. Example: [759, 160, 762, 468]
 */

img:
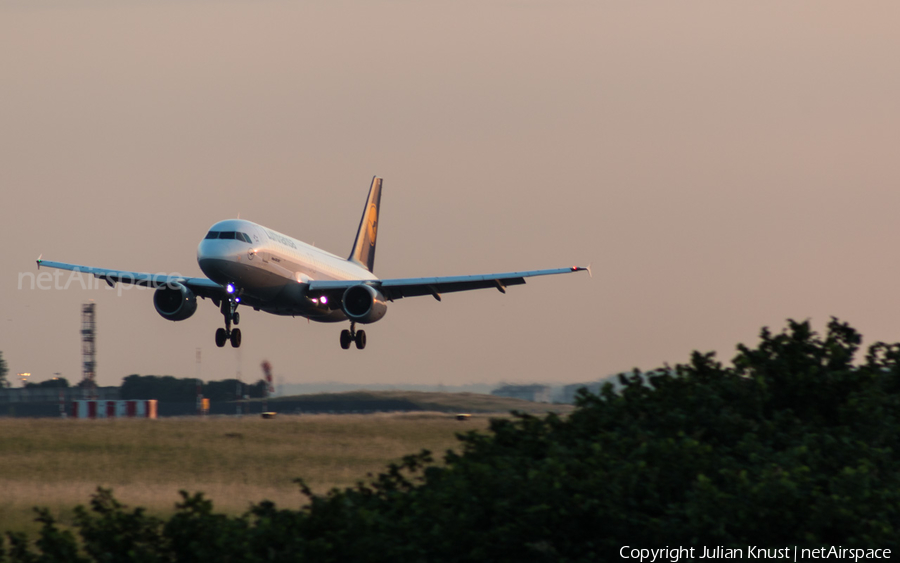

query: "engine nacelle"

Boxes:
[341, 284, 387, 324]
[153, 282, 198, 321]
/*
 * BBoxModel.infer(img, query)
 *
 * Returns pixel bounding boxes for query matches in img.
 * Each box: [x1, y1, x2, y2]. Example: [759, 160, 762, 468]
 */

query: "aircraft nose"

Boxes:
[197, 239, 227, 264]
[197, 240, 211, 262]
[197, 239, 242, 260]
[198, 239, 237, 279]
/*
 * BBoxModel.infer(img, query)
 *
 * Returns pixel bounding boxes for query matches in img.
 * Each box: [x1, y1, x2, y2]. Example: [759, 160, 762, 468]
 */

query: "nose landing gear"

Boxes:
[215, 296, 242, 348]
[340, 322, 366, 350]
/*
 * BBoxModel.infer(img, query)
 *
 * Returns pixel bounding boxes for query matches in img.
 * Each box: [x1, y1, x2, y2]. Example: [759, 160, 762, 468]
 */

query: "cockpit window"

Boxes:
[205, 231, 252, 243]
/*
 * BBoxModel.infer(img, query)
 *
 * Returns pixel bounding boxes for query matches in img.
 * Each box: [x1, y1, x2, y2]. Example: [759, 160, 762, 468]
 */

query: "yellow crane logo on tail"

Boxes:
[366, 204, 378, 246]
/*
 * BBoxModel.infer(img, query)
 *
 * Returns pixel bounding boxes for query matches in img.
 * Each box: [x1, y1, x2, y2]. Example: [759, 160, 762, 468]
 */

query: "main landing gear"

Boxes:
[340, 322, 366, 350]
[215, 297, 242, 348]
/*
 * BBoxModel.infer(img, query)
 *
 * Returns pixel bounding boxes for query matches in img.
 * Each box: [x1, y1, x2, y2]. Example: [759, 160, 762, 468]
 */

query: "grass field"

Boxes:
[0, 412, 496, 537]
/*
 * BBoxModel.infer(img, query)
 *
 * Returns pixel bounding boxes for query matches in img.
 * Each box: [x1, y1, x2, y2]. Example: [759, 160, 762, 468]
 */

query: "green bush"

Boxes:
[4, 319, 899, 561]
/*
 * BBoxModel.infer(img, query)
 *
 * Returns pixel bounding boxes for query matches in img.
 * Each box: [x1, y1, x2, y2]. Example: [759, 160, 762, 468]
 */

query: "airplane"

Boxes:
[37, 177, 589, 350]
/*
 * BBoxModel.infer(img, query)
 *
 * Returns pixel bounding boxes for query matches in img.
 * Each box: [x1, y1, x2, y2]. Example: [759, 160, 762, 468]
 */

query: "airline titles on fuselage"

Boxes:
[265, 229, 297, 250]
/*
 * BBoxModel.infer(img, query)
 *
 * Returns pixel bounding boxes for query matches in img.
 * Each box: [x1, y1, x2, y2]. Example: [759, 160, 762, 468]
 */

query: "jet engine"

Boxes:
[341, 284, 387, 323]
[153, 282, 198, 321]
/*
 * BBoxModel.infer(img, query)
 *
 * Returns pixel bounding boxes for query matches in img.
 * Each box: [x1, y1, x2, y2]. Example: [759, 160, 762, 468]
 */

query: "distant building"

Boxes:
[490, 384, 552, 403]
[0, 386, 121, 417]
[0, 386, 120, 404]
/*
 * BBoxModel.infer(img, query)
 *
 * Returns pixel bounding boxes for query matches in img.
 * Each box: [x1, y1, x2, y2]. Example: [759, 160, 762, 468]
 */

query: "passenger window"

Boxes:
[220, 232, 236, 240]
[205, 231, 219, 239]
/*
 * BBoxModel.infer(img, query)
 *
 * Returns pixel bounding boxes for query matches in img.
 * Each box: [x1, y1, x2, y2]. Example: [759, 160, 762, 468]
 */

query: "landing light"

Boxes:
[321, 296, 328, 305]
[226, 283, 235, 294]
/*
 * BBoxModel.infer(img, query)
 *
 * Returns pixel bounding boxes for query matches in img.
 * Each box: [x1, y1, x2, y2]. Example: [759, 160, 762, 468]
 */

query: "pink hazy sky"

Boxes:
[2, 1, 900, 387]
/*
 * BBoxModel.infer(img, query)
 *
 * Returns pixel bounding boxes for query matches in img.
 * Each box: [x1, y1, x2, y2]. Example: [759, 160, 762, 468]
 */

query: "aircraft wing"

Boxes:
[308, 266, 590, 302]
[35, 258, 225, 298]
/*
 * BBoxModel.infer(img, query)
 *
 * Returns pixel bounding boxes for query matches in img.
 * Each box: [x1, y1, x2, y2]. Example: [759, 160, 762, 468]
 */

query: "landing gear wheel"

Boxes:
[355, 330, 367, 350]
[340, 329, 352, 350]
[217, 294, 241, 349]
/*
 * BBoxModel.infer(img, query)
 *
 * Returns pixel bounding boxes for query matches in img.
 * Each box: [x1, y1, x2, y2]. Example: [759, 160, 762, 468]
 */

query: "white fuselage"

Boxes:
[197, 219, 377, 321]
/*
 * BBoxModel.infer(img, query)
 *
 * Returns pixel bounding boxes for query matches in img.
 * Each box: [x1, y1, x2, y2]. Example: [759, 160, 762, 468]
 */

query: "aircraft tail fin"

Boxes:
[348, 177, 382, 273]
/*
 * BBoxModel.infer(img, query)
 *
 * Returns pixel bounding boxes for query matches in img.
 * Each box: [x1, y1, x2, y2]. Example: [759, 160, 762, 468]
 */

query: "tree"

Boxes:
[0, 350, 7, 388]
[120, 374, 197, 401]
[5, 319, 900, 561]
[119, 374, 269, 402]
[25, 377, 70, 389]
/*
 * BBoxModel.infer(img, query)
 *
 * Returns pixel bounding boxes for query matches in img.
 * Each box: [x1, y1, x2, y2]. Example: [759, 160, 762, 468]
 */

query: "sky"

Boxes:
[3, 1, 900, 389]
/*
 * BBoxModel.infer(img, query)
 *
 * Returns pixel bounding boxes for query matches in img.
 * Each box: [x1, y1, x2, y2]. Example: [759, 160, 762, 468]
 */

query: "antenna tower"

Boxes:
[81, 302, 97, 398]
